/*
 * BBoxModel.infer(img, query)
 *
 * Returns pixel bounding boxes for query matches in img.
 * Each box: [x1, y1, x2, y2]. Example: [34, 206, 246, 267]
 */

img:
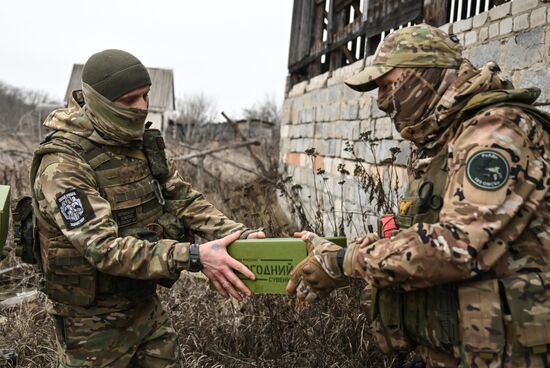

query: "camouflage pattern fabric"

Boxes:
[288, 233, 346, 301]
[343, 53, 550, 365]
[377, 67, 449, 139]
[44, 90, 127, 146]
[345, 24, 463, 92]
[342, 233, 379, 279]
[454, 274, 550, 367]
[34, 92, 249, 318]
[53, 296, 178, 367]
[378, 60, 506, 152]
[32, 90, 251, 366]
[346, 70, 550, 291]
[82, 82, 148, 145]
[457, 279, 506, 366]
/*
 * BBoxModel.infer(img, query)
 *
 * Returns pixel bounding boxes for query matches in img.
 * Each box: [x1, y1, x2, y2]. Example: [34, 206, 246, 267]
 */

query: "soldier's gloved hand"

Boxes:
[286, 231, 348, 302]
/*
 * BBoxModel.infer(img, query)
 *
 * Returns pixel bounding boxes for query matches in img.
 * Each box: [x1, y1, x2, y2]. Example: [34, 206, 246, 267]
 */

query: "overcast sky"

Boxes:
[0, 1, 293, 116]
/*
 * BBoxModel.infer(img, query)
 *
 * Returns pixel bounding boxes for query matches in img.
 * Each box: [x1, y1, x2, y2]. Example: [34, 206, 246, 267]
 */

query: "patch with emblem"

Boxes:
[56, 190, 92, 229]
[466, 150, 509, 191]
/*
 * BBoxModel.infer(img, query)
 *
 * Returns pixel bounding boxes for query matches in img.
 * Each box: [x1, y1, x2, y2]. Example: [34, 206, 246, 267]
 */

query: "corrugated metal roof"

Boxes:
[64, 64, 175, 112]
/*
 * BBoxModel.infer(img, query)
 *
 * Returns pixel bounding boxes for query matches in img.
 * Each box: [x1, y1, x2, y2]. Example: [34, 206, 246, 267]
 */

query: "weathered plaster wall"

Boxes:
[279, 0, 550, 237]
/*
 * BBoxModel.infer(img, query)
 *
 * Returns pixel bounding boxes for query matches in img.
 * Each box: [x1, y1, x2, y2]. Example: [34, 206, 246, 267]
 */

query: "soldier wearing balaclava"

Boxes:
[29, 49, 264, 367]
[287, 25, 550, 368]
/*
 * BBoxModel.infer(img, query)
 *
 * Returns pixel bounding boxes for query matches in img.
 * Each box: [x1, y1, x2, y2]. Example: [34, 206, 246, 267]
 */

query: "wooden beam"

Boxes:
[335, 0, 356, 12]
[172, 140, 260, 161]
[340, 45, 357, 64]
[289, 23, 366, 73]
[177, 143, 275, 182]
[423, 0, 449, 27]
[364, 0, 423, 37]
[221, 112, 270, 177]
[352, 1, 363, 18]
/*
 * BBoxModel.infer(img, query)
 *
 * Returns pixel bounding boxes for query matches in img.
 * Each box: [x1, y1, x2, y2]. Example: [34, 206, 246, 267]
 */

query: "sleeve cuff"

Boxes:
[169, 242, 190, 274]
[343, 242, 358, 277]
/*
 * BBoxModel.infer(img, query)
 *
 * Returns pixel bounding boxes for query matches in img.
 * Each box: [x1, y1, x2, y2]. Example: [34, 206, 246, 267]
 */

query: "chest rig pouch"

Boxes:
[12, 196, 40, 265]
[32, 125, 182, 306]
[367, 147, 457, 354]
[395, 149, 448, 230]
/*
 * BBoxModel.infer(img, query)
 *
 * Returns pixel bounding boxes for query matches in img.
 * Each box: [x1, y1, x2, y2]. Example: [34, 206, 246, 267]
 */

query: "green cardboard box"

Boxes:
[0, 185, 11, 259]
[228, 237, 346, 294]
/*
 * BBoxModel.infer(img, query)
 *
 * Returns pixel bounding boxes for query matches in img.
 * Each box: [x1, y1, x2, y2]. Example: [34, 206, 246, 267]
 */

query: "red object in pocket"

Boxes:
[380, 214, 397, 238]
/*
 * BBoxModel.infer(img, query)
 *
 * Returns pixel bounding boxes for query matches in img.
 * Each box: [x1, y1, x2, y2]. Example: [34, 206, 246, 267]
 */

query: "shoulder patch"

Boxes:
[56, 189, 93, 229]
[466, 150, 510, 191]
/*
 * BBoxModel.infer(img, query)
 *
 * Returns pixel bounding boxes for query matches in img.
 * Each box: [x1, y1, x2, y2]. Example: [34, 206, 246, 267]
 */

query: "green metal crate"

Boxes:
[228, 237, 346, 294]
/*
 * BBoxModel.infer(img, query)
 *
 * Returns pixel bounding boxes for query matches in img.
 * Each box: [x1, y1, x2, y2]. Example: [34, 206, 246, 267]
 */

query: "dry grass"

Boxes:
[0, 260, 390, 367]
[161, 277, 389, 368]
[0, 139, 395, 368]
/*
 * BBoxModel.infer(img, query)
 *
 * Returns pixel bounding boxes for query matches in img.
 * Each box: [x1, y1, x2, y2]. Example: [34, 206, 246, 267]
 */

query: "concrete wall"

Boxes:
[279, 0, 550, 237]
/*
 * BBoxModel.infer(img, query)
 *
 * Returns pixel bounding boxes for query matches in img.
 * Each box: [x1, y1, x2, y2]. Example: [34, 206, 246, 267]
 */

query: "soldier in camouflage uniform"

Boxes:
[32, 49, 265, 367]
[287, 24, 550, 367]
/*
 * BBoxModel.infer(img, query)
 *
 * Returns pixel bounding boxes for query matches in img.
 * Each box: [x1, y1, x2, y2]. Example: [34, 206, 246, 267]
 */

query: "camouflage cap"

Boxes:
[345, 24, 463, 92]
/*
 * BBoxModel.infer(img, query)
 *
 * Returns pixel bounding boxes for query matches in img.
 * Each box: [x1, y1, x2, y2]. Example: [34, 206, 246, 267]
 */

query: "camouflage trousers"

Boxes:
[364, 274, 550, 368]
[419, 274, 550, 368]
[52, 296, 179, 367]
[418, 345, 550, 368]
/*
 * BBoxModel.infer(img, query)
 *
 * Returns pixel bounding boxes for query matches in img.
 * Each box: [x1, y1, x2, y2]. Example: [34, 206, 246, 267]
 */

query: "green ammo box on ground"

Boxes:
[228, 237, 346, 295]
[0, 185, 11, 260]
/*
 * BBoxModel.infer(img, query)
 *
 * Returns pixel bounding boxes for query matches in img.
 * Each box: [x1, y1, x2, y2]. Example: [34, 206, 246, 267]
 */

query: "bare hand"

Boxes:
[247, 231, 266, 239]
[293, 231, 310, 239]
[200, 231, 256, 301]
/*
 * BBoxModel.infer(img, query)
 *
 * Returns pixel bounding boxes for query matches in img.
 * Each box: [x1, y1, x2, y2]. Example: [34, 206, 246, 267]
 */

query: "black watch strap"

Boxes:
[189, 243, 202, 272]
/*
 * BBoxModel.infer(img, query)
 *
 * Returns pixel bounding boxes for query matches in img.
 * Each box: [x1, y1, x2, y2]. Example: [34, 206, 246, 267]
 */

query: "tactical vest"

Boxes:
[367, 146, 460, 354]
[368, 89, 550, 360]
[29, 128, 184, 307]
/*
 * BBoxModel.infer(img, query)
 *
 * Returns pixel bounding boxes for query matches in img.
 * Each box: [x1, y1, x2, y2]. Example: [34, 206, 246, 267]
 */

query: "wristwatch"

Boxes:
[189, 243, 202, 272]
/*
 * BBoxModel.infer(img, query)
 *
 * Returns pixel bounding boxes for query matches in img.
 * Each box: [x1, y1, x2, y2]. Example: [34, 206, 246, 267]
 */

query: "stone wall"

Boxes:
[279, 0, 550, 237]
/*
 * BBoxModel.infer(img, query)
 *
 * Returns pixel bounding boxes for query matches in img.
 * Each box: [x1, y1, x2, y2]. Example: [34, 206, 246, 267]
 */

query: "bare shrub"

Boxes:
[172, 93, 219, 142]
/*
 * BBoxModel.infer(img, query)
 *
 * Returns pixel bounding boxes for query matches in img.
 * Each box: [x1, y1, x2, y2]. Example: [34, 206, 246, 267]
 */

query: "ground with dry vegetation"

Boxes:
[0, 136, 395, 368]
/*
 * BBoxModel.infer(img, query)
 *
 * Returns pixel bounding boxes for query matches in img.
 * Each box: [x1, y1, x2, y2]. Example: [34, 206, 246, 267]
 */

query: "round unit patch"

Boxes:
[466, 150, 510, 191]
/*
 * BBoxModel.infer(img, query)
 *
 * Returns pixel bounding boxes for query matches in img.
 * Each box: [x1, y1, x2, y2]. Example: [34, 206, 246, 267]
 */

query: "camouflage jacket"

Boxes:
[33, 93, 249, 315]
[346, 101, 550, 291]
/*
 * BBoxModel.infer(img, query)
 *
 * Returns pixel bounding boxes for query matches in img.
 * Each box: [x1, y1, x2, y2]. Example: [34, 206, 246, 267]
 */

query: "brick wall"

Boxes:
[279, 0, 550, 237]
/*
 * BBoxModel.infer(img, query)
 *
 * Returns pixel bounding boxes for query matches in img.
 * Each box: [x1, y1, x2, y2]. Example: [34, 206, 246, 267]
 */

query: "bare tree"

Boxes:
[242, 94, 281, 124]
[0, 81, 55, 136]
[173, 93, 218, 141]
